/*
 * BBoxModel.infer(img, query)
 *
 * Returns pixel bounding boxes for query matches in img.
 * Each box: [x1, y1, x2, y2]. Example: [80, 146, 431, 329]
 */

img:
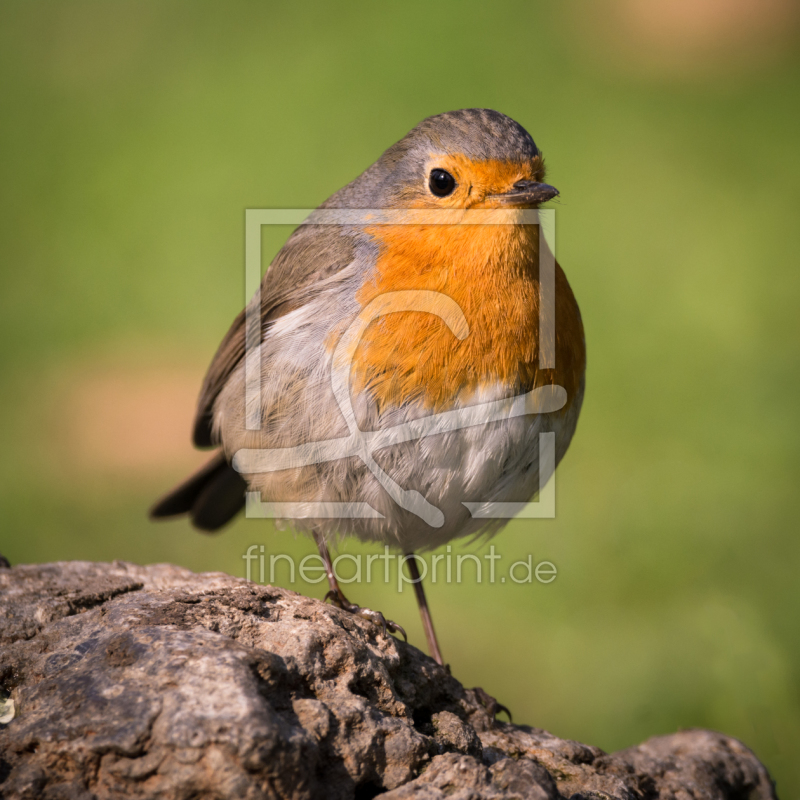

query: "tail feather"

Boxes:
[149, 452, 247, 532]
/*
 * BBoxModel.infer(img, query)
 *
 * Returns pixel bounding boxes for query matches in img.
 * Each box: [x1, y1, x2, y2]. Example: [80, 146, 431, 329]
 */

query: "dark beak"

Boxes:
[489, 180, 559, 207]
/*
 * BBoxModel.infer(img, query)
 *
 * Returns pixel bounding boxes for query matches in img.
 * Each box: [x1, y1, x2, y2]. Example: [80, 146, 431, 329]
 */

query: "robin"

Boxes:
[151, 109, 586, 706]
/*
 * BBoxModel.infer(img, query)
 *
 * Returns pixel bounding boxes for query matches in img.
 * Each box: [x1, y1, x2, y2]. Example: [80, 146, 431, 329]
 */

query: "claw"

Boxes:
[386, 619, 407, 642]
[356, 606, 388, 636]
[324, 590, 340, 606]
[473, 686, 513, 725]
[323, 590, 406, 641]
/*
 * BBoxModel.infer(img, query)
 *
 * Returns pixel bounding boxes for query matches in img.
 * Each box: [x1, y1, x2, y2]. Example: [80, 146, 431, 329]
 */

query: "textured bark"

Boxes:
[0, 561, 777, 800]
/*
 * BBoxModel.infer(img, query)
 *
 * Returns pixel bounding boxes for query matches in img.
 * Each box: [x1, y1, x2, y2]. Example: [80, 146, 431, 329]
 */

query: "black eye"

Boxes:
[429, 168, 456, 197]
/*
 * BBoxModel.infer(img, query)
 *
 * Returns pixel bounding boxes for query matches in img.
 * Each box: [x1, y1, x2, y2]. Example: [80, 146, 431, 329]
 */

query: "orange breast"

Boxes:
[347, 219, 585, 413]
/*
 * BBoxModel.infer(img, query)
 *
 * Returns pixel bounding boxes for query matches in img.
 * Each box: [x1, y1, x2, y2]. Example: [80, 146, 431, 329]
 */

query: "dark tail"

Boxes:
[149, 451, 247, 532]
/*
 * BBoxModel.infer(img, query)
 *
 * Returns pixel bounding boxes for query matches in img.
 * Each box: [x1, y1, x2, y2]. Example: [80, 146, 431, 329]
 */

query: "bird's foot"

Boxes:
[472, 686, 513, 725]
[324, 590, 407, 641]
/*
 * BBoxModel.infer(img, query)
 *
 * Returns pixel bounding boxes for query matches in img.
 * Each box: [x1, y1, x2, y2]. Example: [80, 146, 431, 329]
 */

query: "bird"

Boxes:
[151, 109, 586, 706]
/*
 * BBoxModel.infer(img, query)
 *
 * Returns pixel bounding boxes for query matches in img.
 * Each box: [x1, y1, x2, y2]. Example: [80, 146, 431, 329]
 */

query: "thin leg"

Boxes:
[313, 533, 406, 640]
[314, 531, 342, 598]
[404, 553, 446, 668]
[405, 551, 512, 723]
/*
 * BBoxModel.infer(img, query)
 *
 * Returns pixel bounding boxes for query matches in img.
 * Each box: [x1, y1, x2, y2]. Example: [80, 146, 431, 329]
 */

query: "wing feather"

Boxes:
[192, 224, 358, 447]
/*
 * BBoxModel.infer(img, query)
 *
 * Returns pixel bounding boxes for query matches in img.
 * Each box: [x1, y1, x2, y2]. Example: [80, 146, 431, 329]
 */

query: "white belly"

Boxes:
[214, 286, 583, 552]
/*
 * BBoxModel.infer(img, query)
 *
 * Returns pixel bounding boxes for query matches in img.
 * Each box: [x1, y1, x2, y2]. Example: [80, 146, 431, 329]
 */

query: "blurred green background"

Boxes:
[2, 0, 799, 793]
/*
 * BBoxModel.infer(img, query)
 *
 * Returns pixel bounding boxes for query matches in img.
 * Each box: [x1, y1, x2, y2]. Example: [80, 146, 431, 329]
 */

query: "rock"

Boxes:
[0, 561, 777, 800]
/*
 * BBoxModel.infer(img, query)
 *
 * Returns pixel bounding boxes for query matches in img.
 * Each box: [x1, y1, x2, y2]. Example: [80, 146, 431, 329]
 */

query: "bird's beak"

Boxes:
[488, 180, 559, 207]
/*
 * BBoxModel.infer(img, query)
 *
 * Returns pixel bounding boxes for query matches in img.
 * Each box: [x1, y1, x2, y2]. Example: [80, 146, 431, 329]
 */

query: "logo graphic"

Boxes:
[237, 209, 563, 523]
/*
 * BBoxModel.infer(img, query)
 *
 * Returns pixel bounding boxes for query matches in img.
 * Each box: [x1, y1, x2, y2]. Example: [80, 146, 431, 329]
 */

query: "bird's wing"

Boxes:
[192, 224, 358, 447]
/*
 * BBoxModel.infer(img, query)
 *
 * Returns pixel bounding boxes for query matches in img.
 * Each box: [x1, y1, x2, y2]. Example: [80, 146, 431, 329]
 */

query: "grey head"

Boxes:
[323, 108, 556, 211]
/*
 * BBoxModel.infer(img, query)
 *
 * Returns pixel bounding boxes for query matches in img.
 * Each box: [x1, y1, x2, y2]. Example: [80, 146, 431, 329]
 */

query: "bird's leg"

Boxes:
[405, 551, 512, 723]
[404, 552, 446, 668]
[313, 532, 406, 640]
